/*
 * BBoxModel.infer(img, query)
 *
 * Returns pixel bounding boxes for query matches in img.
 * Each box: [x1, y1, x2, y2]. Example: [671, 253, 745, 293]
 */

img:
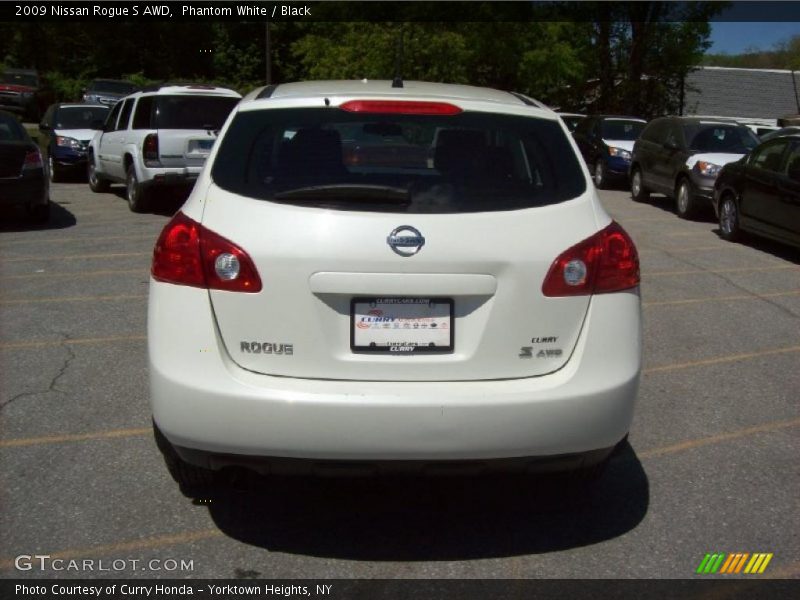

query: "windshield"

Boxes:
[88, 80, 137, 95]
[212, 107, 586, 214]
[54, 106, 110, 129]
[0, 113, 28, 141]
[0, 72, 38, 87]
[601, 120, 645, 141]
[154, 96, 238, 129]
[688, 125, 760, 153]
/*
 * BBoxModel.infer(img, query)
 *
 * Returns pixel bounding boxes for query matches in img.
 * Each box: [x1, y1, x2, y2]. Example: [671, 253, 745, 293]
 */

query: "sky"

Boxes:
[708, 22, 800, 55]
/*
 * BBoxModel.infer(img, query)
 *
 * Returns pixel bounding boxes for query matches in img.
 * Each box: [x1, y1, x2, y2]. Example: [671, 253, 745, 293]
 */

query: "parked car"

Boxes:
[39, 103, 110, 182]
[759, 126, 800, 143]
[572, 115, 646, 189]
[0, 68, 53, 121]
[557, 112, 587, 133]
[713, 134, 800, 249]
[81, 79, 139, 107]
[87, 83, 241, 212]
[630, 117, 760, 219]
[0, 110, 49, 222]
[148, 80, 642, 491]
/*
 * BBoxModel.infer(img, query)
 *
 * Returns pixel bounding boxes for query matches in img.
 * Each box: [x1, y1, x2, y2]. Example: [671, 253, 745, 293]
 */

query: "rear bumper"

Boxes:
[0, 172, 48, 207]
[149, 283, 641, 464]
[140, 165, 202, 187]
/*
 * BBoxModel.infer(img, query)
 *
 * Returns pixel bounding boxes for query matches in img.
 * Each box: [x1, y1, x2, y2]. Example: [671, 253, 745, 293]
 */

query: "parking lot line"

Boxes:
[0, 529, 223, 570]
[1, 252, 150, 263]
[643, 290, 800, 307]
[0, 294, 147, 305]
[0, 427, 150, 449]
[644, 345, 800, 374]
[0, 334, 145, 351]
[1, 417, 797, 569]
[1, 268, 147, 281]
[636, 417, 800, 459]
[648, 265, 799, 277]
[638, 244, 730, 255]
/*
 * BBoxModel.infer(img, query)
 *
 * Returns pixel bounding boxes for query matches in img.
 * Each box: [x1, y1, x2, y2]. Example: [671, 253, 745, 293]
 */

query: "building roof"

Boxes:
[684, 67, 800, 121]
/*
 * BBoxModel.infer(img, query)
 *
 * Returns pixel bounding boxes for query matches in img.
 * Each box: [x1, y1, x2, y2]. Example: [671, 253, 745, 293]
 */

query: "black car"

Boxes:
[572, 115, 646, 189]
[713, 134, 800, 249]
[0, 110, 50, 222]
[82, 79, 139, 107]
[630, 117, 760, 219]
[39, 103, 110, 181]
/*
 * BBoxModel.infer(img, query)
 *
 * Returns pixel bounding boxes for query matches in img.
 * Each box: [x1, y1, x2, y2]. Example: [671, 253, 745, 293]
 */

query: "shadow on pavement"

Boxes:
[711, 228, 800, 265]
[111, 186, 188, 217]
[198, 442, 649, 561]
[0, 201, 76, 233]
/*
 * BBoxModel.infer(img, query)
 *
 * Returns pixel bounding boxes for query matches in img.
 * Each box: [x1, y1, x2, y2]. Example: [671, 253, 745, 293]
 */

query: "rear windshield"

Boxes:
[687, 125, 759, 153]
[88, 80, 137, 94]
[0, 72, 38, 87]
[55, 106, 110, 129]
[211, 107, 586, 213]
[601, 119, 645, 141]
[154, 96, 239, 130]
[0, 113, 27, 141]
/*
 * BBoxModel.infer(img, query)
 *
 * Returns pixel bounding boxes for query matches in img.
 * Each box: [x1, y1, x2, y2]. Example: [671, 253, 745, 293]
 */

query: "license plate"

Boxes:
[351, 297, 453, 353]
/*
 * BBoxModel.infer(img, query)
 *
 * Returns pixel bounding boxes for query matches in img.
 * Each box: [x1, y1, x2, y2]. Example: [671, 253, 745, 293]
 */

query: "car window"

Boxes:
[782, 143, 800, 182]
[116, 99, 134, 131]
[105, 102, 122, 130]
[601, 120, 645, 141]
[687, 125, 759, 153]
[641, 119, 666, 143]
[0, 72, 38, 87]
[154, 96, 238, 130]
[750, 140, 788, 172]
[665, 125, 682, 149]
[53, 106, 109, 129]
[132, 96, 155, 130]
[573, 118, 592, 136]
[89, 80, 137, 95]
[0, 113, 27, 141]
[212, 107, 586, 214]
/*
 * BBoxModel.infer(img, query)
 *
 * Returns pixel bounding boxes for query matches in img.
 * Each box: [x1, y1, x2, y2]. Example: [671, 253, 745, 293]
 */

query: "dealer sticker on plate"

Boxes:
[351, 297, 453, 353]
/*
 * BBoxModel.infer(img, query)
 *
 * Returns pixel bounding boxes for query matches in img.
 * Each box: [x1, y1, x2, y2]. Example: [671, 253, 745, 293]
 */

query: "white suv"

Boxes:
[87, 84, 241, 212]
[148, 80, 642, 489]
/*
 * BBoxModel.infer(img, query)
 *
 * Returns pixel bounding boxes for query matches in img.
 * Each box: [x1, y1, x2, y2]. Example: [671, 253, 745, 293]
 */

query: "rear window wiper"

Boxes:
[273, 184, 410, 203]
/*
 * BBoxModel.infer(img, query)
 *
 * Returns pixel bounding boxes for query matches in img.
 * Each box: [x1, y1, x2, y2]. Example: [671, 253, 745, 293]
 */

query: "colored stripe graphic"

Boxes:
[697, 552, 773, 574]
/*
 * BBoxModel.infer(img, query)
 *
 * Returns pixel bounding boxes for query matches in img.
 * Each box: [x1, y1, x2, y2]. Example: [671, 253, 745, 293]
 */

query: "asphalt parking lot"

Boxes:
[1, 180, 798, 580]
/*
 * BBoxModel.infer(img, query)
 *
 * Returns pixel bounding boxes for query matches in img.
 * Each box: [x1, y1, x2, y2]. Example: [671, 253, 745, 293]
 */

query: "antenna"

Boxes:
[392, 29, 404, 88]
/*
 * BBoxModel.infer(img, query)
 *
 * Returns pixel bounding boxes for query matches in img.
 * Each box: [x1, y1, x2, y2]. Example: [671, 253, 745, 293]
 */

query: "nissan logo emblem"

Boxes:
[387, 225, 425, 257]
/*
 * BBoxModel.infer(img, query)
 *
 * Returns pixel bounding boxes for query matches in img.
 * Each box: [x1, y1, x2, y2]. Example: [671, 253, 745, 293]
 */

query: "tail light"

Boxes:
[542, 222, 639, 297]
[340, 100, 462, 115]
[143, 133, 159, 166]
[152, 212, 262, 293]
[23, 149, 43, 171]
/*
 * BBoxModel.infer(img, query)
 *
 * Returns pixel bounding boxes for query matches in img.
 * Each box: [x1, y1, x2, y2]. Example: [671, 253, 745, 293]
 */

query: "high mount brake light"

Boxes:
[151, 212, 262, 293]
[339, 100, 462, 115]
[542, 221, 639, 297]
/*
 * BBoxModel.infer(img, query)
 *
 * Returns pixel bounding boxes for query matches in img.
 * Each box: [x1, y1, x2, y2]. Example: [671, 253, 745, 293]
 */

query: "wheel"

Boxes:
[153, 422, 215, 492]
[87, 154, 110, 192]
[630, 167, 649, 202]
[675, 177, 697, 219]
[594, 159, 608, 189]
[48, 155, 63, 183]
[718, 193, 741, 241]
[27, 200, 50, 224]
[126, 165, 149, 213]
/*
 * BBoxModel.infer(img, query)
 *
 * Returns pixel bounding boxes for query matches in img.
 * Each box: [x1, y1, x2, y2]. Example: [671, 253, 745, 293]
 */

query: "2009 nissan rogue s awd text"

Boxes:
[148, 80, 642, 489]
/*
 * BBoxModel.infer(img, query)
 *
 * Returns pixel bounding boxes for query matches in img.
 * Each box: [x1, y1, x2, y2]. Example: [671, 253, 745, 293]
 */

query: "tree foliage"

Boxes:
[0, 3, 722, 117]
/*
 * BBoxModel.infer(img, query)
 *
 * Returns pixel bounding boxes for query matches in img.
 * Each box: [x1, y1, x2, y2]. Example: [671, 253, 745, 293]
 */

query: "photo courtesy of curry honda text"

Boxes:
[148, 80, 642, 490]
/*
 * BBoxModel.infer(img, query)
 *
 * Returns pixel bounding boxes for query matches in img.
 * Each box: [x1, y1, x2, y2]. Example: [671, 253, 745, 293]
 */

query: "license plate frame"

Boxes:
[350, 297, 454, 354]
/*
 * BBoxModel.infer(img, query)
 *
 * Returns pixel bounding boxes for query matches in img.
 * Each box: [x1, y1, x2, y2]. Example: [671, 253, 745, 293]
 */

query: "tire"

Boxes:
[87, 154, 110, 193]
[126, 164, 149, 213]
[675, 177, 697, 219]
[27, 200, 50, 224]
[718, 193, 741, 242]
[594, 159, 608, 189]
[48, 155, 63, 183]
[153, 422, 215, 492]
[630, 167, 649, 202]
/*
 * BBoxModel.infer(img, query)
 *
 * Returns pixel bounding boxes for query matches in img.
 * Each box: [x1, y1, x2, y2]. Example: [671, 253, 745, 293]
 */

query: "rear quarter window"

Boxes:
[211, 107, 586, 214]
